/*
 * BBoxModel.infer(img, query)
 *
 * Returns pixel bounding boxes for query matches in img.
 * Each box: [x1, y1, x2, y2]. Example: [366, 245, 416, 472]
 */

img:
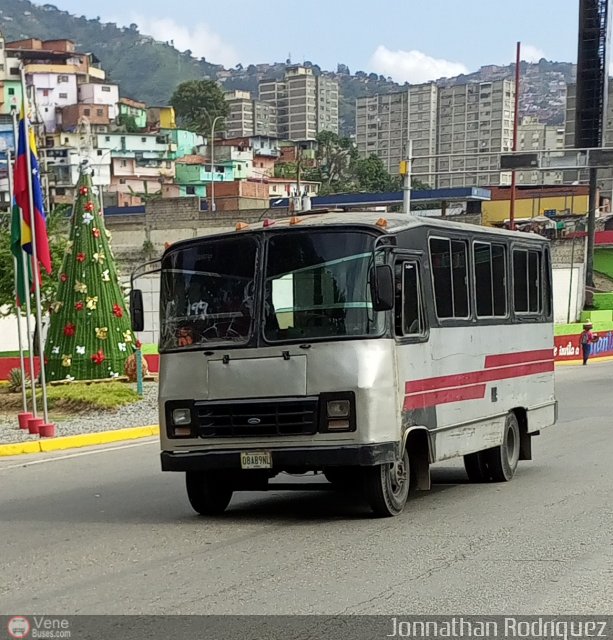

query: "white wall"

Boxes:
[553, 265, 585, 324]
[32, 73, 78, 133]
[79, 83, 119, 119]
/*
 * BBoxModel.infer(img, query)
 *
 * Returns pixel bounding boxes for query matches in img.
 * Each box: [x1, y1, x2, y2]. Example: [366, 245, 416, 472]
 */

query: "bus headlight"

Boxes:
[320, 393, 356, 433]
[327, 400, 350, 418]
[172, 408, 192, 426]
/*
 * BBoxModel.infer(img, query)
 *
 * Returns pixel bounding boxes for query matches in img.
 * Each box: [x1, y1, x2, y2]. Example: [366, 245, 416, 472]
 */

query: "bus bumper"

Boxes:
[161, 443, 397, 472]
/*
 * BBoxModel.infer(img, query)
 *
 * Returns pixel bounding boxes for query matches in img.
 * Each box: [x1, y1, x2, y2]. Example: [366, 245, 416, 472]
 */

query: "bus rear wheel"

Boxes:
[463, 412, 520, 483]
[362, 448, 410, 517]
[186, 471, 233, 516]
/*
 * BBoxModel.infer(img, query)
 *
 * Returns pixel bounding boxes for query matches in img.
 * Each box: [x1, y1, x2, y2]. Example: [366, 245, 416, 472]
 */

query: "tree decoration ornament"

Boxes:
[44, 167, 134, 380]
[96, 327, 109, 340]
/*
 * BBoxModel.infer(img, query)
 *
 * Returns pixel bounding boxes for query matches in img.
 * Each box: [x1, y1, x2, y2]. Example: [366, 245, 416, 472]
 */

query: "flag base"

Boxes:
[18, 412, 33, 429]
[27, 417, 44, 434]
[39, 423, 56, 438]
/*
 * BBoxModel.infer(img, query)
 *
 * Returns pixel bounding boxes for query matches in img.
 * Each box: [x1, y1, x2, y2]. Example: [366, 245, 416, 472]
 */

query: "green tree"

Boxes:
[353, 154, 397, 192]
[0, 204, 69, 317]
[170, 80, 229, 136]
[44, 166, 135, 381]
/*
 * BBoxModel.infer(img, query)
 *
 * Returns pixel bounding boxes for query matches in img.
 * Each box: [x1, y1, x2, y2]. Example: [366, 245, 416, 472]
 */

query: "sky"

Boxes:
[50, 0, 580, 82]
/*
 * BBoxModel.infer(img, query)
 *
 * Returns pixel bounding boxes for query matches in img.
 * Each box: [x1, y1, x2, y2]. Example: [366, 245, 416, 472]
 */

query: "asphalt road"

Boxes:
[1, 361, 612, 615]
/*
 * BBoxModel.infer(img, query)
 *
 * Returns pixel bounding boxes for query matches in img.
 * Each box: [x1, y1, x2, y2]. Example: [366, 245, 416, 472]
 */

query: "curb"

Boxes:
[0, 425, 159, 457]
[556, 355, 613, 367]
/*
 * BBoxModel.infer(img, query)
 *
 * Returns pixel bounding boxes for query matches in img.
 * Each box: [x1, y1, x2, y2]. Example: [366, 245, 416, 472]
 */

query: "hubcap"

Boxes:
[388, 458, 407, 496]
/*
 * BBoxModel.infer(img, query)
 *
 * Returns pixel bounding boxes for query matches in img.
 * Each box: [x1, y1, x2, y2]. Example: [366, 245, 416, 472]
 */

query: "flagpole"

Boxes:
[20, 64, 49, 424]
[7, 148, 28, 414]
[12, 108, 38, 417]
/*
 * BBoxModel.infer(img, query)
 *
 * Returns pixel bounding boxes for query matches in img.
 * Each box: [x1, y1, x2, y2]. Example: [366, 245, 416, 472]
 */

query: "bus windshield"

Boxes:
[264, 231, 384, 342]
[160, 236, 258, 351]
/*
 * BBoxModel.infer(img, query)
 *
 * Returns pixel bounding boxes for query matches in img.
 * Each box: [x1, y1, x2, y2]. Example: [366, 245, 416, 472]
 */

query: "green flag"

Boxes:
[10, 202, 32, 308]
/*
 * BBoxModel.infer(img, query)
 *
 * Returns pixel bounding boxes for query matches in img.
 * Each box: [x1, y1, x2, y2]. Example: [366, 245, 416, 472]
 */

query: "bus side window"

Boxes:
[395, 261, 425, 337]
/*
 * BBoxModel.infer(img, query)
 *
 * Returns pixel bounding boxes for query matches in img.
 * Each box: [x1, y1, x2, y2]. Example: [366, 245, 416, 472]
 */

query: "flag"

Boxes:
[10, 200, 33, 308]
[13, 105, 51, 273]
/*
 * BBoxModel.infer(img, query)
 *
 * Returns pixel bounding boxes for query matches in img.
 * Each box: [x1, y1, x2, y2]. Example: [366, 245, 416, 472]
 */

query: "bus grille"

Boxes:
[194, 398, 319, 438]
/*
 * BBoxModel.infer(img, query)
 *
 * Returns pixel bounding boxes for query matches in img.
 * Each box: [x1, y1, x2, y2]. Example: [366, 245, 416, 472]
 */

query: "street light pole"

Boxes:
[210, 115, 223, 212]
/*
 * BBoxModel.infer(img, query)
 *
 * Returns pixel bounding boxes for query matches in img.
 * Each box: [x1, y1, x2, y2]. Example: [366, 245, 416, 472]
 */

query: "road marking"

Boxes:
[0, 439, 158, 470]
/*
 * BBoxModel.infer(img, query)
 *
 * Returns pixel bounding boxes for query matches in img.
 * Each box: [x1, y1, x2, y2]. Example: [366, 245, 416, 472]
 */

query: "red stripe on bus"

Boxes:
[405, 360, 554, 395]
[484, 349, 554, 368]
[404, 384, 486, 410]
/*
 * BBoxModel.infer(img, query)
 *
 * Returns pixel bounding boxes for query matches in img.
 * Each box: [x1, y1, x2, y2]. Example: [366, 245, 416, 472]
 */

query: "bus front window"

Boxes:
[160, 236, 257, 351]
[264, 231, 384, 342]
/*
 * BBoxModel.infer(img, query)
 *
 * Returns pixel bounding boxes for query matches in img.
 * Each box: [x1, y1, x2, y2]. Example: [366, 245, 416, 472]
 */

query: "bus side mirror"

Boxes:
[130, 289, 145, 332]
[370, 264, 394, 312]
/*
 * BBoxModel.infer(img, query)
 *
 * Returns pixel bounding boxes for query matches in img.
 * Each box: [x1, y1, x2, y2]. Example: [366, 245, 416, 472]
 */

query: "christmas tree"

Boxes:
[44, 163, 136, 381]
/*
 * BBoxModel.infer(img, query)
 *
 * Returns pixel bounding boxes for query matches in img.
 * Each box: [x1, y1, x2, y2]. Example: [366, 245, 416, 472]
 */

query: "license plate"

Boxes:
[240, 451, 272, 469]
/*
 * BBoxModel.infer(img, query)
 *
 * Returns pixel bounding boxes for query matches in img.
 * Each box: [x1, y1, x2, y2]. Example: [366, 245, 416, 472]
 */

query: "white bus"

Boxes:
[131, 212, 557, 517]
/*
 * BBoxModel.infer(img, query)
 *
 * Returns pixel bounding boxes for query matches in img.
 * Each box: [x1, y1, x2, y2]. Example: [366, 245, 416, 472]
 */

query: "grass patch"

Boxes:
[555, 321, 613, 336]
[0, 382, 140, 414]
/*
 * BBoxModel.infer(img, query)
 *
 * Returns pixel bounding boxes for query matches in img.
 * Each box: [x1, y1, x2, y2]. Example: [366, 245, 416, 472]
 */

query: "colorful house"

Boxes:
[118, 97, 147, 130]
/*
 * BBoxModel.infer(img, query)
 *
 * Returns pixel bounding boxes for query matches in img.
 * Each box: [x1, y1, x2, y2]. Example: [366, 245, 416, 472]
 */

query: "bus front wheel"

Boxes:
[362, 448, 410, 517]
[186, 471, 233, 516]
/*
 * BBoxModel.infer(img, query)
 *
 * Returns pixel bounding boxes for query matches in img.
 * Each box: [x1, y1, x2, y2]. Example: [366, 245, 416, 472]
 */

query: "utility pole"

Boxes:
[209, 115, 223, 212]
[400, 139, 412, 214]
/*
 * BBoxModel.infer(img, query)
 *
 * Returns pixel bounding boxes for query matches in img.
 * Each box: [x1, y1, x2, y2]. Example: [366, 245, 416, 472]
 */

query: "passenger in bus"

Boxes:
[580, 322, 598, 365]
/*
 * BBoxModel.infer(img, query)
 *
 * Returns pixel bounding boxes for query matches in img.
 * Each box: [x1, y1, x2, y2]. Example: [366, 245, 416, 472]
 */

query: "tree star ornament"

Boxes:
[76, 345, 86, 355]
[52, 346, 60, 355]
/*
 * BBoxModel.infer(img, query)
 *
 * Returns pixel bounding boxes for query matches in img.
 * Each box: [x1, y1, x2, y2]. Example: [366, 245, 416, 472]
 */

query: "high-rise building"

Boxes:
[437, 79, 515, 188]
[224, 90, 278, 139]
[355, 84, 438, 185]
[565, 83, 613, 197]
[517, 116, 565, 185]
[259, 66, 338, 141]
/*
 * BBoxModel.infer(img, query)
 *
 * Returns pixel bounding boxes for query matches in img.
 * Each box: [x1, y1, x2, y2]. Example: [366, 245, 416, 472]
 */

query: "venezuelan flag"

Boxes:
[13, 105, 51, 273]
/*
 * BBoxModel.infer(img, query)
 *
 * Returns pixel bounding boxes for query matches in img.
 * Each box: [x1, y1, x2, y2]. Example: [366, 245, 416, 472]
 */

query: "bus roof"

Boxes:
[165, 210, 549, 254]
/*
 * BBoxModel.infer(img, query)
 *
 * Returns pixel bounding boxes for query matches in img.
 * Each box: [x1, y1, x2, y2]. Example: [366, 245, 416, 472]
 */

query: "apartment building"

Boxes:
[437, 79, 515, 188]
[224, 90, 278, 138]
[517, 116, 565, 185]
[355, 84, 438, 185]
[259, 65, 339, 141]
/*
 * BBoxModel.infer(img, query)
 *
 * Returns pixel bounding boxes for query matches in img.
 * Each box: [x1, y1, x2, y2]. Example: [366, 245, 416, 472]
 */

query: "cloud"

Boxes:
[369, 45, 469, 84]
[132, 15, 240, 67]
[521, 44, 546, 63]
